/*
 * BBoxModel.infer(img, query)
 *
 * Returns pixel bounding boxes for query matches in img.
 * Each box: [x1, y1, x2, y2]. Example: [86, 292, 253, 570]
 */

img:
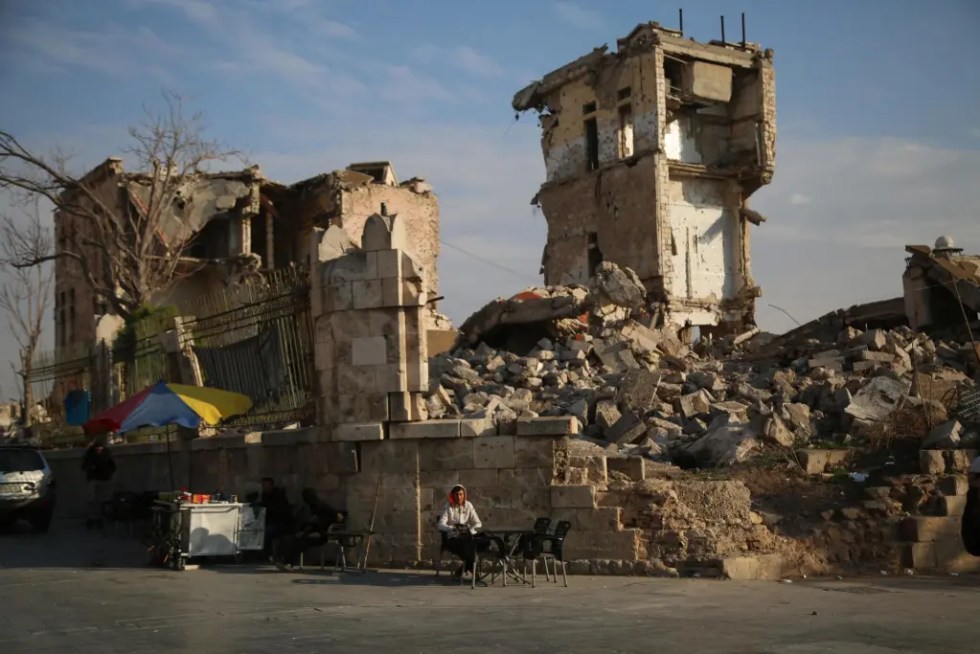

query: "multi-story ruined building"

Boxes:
[53, 159, 441, 357]
[513, 21, 776, 335]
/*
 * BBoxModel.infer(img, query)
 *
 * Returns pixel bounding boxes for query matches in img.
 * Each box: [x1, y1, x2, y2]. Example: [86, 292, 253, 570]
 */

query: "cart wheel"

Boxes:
[170, 555, 185, 571]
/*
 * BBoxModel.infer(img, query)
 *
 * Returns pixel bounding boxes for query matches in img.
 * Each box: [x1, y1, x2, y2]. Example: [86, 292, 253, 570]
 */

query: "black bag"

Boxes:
[961, 487, 980, 556]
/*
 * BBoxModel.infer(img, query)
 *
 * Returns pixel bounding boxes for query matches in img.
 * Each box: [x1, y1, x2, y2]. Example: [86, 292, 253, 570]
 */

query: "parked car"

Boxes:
[0, 445, 56, 532]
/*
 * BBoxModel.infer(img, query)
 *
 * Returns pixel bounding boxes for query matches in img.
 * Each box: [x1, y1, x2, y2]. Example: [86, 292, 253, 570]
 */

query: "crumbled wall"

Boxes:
[54, 158, 126, 353]
[291, 175, 441, 303]
[539, 155, 661, 286]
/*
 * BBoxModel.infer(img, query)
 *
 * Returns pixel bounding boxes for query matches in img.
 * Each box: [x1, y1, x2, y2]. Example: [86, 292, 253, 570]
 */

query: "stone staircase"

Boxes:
[898, 449, 980, 573]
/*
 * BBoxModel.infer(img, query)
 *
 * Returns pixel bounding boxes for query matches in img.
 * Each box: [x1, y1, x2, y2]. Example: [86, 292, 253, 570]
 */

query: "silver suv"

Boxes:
[0, 445, 56, 532]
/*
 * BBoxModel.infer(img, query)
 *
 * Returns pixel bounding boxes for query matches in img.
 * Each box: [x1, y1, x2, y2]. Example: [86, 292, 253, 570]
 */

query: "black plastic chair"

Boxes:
[538, 520, 571, 587]
[104, 491, 141, 537]
[434, 519, 464, 578]
[517, 517, 552, 587]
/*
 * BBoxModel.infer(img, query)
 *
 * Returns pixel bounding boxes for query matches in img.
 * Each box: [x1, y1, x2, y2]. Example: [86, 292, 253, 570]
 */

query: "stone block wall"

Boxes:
[44, 427, 649, 571]
[311, 213, 429, 433]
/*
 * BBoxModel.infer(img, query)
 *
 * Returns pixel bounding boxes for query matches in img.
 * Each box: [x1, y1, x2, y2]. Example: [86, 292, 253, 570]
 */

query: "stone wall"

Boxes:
[43, 426, 640, 567]
[45, 423, 799, 577]
[311, 215, 429, 431]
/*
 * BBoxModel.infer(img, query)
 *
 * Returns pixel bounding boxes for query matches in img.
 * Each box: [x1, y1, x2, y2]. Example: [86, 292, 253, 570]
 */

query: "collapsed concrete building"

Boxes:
[904, 236, 980, 333]
[513, 21, 776, 337]
[53, 159, 444, 358]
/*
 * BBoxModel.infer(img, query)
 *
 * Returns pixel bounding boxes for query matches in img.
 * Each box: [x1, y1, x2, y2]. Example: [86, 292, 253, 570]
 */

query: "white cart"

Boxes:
[150, 501, 266, 570]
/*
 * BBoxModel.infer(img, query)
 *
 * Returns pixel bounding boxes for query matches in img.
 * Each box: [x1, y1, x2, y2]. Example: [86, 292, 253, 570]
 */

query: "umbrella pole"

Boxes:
[166, 428, 176, 492]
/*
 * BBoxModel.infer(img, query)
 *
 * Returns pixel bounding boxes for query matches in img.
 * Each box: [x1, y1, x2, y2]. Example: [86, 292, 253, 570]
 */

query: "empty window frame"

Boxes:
[583, 101, 599, 171]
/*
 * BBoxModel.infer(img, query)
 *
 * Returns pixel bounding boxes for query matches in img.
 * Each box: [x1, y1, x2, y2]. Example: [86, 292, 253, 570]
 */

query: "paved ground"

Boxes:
[1, 520, 978, 654]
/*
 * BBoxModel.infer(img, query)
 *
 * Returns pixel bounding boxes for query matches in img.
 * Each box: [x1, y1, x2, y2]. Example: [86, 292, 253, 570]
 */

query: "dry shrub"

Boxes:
[866, 406, 931, 452]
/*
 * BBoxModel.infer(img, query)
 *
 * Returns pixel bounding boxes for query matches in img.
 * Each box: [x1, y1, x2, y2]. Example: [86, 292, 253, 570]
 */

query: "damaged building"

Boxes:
[903, 236, 980, 333]
[513, 21, 776, 337]
[53, 159, 444, 358]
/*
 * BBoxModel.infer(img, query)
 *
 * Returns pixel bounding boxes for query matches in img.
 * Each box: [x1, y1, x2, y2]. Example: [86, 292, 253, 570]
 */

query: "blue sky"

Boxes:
[1, 0, 979, 398]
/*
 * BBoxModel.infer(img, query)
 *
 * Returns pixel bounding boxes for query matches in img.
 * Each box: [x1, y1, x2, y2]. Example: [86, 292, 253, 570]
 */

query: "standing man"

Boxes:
[257, 477, 292, 558]
[962, 457, 980, 556]
[81, 439, 116, 530]
[437, 484, 483, 578]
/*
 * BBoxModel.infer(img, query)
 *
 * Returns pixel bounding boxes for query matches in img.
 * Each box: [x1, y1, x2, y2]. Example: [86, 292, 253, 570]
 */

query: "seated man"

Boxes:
[437, 484, 484, 578]
[274, 488, 347, 571]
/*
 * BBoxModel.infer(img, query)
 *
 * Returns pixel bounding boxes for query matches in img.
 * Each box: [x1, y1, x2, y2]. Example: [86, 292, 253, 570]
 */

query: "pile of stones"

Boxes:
[427, 265, 980, 468]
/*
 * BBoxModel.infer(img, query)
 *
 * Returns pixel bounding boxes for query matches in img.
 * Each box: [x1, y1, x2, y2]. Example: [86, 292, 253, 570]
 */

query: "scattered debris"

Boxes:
[430, 263, 980, 470]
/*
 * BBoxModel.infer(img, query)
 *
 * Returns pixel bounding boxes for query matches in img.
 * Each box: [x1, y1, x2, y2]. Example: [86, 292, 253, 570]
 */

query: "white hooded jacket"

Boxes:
[437, 485, 481, 534]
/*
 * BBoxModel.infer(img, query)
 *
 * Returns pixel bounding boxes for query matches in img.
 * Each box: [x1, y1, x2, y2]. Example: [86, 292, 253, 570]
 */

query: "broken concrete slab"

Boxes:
[516, 416, 581, 436]
[686, 417, 760, 467]
[922, 419, 962, 450]
[616, 369, 662, 413]
[843, 376, 909, 422]
[678, 389, 714, 418]
[761, 414, 794, 447]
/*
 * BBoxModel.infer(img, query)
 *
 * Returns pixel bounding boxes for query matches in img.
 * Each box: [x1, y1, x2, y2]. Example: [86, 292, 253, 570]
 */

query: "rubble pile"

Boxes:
[429, 264, 980, 468]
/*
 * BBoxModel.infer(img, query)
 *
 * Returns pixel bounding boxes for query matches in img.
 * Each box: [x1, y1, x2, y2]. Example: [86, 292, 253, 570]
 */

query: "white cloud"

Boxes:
[752, 136, 980, 333]
[0, 19, 178, 81]
[412, 44, 505, 78]
[376, 65, 458, 105]
[788, 193, 810, 205]
[452, 46, 505, 78]
[552, 1, 602, 30]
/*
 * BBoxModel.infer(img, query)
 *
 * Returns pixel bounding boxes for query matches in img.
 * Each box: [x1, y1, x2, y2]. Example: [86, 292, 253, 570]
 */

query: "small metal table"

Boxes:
[477, 528, 535, 587]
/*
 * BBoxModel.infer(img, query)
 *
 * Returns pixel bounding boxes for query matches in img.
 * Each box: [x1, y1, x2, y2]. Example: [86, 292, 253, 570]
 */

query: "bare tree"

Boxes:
[0, 91, 241, 320]
[0, 207, 54, 426]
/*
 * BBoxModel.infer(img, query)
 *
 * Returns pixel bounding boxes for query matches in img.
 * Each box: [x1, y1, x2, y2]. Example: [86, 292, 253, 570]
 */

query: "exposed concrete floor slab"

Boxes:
[1, 521, 978, 653]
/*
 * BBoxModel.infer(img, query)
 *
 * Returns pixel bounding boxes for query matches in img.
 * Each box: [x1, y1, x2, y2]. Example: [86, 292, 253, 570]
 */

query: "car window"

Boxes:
[0, 449, 45, 473]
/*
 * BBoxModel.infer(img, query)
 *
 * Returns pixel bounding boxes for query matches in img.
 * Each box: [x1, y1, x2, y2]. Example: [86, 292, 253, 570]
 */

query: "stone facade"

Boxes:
[311, 214, 430, 432]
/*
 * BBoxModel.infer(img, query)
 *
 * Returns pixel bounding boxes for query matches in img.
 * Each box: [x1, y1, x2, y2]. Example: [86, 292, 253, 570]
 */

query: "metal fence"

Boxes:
[958, 385, 980, 427]
[180, 267, 315, 429]
[26, 267, 315, 446]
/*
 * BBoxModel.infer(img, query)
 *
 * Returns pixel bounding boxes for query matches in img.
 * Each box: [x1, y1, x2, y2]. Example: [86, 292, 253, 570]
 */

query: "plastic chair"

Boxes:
[434, 521, 462, 578]
[517, 517, 552, 587]
[538, 520, 571, 587]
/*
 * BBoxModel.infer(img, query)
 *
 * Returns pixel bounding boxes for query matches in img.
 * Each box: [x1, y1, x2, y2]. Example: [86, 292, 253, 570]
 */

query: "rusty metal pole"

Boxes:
[949, 280, 980, 367]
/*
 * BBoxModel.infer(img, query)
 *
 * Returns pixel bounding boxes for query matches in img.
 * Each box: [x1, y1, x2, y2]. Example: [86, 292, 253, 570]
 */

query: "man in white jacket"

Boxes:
[437, 484, 483, 577]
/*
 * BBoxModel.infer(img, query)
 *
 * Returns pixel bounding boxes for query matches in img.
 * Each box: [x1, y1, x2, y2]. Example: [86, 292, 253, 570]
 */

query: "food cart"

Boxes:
[150, 495, 265, 570]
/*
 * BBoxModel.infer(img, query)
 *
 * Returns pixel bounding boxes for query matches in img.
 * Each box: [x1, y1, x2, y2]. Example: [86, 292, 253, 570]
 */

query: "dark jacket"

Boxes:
[295, 489, 346, 533]
[962, 487, 980, 556]
[82, 445, 116, 481]
[259, 487, 293, 528]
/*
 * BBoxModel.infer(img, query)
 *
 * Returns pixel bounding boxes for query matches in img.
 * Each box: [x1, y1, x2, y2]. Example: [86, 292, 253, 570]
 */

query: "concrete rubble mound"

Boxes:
[430, 264, 980, 469]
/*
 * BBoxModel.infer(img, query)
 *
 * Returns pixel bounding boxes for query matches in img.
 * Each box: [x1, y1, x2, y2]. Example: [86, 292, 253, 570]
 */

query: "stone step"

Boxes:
[919, 449, 978, 475]
[796, 448, 852, 475]
[900, 516, 961, 542]
[902, 540, 980, 573]
[941, 495, 968, 517]
[720, 554, 787, 581]
[938, 475, 969, 497]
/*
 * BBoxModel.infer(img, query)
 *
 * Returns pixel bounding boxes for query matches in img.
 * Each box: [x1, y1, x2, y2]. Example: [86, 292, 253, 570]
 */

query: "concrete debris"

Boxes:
[922, 419, 962, 450]
[843, 376, 909, 422]
[431, 269, 980, 468]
